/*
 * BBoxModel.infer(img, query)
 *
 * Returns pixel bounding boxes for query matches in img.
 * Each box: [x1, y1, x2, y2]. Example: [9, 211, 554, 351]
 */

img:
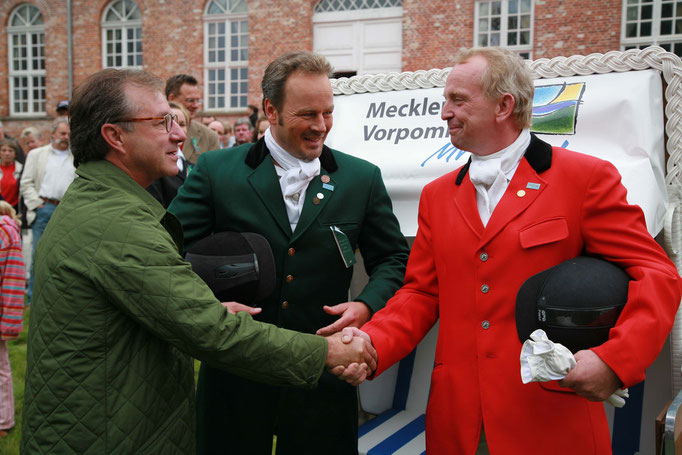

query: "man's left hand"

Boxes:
[315, 301, 371, 336]
[558, 349, 623, 401]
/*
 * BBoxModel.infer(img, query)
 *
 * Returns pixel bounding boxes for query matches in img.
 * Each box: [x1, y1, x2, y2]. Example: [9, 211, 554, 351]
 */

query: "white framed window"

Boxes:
[474, 0, 533, 58]
[621, 0, 682, 57]
[101, 0, 143, 68]
[7, 4, 46, 116]
[204, 0, 248, 111]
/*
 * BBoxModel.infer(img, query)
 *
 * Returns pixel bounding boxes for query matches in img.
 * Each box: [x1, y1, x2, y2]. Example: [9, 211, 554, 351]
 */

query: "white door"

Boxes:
[313, 6, 403, 76]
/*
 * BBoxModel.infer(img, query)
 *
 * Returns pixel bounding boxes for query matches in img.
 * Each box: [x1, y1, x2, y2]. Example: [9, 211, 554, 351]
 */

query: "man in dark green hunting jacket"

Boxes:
[169, 51, 409, 455]
[20, 69, 376, 455]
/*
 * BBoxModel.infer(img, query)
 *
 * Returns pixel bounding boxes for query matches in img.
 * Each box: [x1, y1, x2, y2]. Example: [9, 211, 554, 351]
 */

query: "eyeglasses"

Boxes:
[119, 113, 178, 133]
[184, 98, 202, 105]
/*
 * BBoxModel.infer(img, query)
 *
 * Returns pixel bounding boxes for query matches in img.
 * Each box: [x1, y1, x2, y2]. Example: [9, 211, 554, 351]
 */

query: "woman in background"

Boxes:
[0, 140, 24, 212]
[20, 127, 43, 155]
[0, 201, 25, 437]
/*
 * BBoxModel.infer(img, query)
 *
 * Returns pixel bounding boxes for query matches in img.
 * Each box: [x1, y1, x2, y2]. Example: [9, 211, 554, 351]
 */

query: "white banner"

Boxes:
[326, 69, 667, 237]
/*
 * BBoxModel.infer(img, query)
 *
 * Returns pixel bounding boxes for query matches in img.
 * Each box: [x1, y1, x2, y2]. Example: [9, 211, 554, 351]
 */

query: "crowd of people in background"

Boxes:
[0, 100, 80, 437]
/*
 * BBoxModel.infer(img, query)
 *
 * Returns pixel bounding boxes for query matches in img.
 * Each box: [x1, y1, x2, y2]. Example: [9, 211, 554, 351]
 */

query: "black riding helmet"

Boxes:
[516, 256, 630, 353]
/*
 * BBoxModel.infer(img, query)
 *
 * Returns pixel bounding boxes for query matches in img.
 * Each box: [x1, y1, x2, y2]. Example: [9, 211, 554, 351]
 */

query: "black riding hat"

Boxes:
[185, 232, 275, 305]
[515, 256, 630, 353]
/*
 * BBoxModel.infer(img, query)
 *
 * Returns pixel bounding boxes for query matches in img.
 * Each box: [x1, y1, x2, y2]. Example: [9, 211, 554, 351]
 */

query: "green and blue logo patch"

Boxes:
[531, 82, 586, 135]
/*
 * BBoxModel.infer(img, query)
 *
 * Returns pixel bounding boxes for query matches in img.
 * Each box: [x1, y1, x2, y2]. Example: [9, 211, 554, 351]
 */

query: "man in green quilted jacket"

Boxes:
[20, 69, 376, 455]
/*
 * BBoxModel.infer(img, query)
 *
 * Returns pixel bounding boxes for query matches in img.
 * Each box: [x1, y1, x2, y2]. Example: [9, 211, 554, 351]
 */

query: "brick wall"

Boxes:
[0, 0, 629, 138]
[534, 0, 621, 58]
[247, 0, 316, 111]
[71, 0, 104, 89]
[402, 0, 476, 71]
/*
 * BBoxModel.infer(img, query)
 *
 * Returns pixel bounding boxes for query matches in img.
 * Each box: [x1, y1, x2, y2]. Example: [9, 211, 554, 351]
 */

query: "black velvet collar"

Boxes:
[455, 133, 553, 185]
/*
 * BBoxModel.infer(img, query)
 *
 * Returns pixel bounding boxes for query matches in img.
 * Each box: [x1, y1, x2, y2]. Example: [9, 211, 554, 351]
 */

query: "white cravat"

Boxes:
[265, 128, 320, 232]
[468, 129, 530, 226]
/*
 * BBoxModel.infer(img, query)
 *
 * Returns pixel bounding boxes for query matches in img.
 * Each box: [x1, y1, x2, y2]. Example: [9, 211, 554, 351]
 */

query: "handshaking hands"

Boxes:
[224, 299, 378, 386]
[325, 327, 376, 386]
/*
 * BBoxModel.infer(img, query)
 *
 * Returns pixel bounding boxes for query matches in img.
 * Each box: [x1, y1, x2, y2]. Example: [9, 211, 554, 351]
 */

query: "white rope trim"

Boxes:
[332, 68, 450, 94]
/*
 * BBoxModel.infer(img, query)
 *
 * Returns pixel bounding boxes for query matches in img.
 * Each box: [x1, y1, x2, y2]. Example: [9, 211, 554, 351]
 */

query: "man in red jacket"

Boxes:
[341, 47, 682, 454]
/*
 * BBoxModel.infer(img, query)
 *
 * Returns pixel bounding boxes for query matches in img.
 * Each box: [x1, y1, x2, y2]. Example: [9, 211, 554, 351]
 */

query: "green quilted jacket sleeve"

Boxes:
[90, 203, 327, 388]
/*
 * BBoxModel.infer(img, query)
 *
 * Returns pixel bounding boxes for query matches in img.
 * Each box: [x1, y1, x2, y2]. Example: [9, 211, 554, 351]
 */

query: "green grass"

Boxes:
[0, 306, 29, 455]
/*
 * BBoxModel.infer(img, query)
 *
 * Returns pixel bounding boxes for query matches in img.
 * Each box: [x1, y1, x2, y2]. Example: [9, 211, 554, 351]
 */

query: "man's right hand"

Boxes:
[329, 327, 378, 385]
[221, 301, 262, 316]
[325, 331, 377, 385]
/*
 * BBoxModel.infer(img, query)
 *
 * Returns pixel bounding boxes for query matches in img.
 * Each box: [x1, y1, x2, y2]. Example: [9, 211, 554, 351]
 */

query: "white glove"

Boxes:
[520, 329, 576, 384]
[606, 387, 629, 408]
[520, 329, 628, 408]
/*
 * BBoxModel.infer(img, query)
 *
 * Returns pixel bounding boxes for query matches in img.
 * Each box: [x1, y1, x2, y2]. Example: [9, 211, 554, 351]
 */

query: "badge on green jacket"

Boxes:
[330, 225, 356, 268]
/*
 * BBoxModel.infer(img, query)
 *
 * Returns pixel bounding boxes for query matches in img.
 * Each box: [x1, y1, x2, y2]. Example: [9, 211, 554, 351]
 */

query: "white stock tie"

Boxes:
[467, 129, 532, 226]
[469, 156, 507, 226]
[265, 128, 320, 231]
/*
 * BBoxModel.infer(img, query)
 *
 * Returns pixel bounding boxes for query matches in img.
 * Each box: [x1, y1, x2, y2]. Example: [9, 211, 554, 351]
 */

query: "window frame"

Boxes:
[7, 3, 46, 117]
[203, 0, 249, 113]
[620, 0, 682, 56]
[473, 0, 534, 59]
[313, 0, 402, 13]
[101, 0, 143, 69]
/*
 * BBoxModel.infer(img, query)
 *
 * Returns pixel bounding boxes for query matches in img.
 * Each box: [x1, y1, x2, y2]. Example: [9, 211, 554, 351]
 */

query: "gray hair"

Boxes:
[21, 127, 40, 139]
[454, 47, 535, 129]
[261, 51, 333, 112]
[51, 118, 69, 134]
[234, 117, 253, 130]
